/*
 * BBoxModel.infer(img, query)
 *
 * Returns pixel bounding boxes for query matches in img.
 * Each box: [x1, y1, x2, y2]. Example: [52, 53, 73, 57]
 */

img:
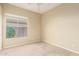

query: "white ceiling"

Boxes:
[9, 3, 61, 14]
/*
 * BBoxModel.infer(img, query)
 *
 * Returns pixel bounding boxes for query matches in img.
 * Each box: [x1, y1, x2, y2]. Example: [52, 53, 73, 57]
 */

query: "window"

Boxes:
[6, 14, 27, 39]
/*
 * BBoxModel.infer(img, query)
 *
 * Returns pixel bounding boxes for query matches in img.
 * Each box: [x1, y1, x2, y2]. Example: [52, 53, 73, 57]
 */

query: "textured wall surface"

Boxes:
[2, 4, 41, 48]
[0, 5, 2, 49]
[42, 4, 79, 53]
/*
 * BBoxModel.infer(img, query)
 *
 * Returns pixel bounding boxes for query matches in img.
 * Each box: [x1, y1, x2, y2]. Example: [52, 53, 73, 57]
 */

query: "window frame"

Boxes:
[4, 13, 28, 40]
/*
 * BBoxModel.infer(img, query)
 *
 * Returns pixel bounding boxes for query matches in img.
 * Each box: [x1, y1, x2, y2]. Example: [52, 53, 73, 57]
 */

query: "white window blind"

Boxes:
[5, 14, 27, 38]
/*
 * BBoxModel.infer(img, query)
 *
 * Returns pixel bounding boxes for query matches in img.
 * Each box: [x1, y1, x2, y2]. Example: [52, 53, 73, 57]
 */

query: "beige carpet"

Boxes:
[0, 42, 79, 56]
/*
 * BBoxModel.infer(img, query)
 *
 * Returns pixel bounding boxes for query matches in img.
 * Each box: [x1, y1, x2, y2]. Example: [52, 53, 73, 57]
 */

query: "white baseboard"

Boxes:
[43, 40, 79, 55]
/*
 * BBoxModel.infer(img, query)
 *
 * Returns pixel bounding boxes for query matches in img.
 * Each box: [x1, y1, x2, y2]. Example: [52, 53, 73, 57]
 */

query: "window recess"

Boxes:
[5, 14, 28, 39]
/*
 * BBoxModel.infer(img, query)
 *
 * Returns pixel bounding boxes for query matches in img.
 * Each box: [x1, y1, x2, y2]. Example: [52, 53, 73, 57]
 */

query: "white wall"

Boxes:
[42, 4, 79, 53]
[0, 5, 2, 49]
[2, 4, 41, 48]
